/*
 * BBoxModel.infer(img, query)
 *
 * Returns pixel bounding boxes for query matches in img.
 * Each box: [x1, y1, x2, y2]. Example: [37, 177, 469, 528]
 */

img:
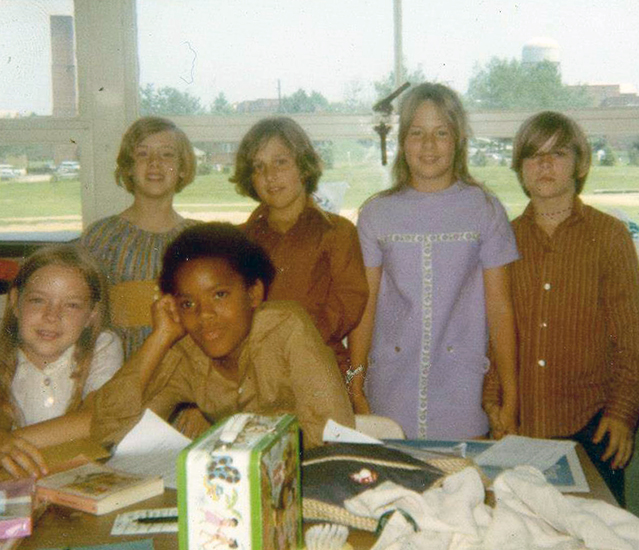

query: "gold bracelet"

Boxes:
[345, 365, 365, 385]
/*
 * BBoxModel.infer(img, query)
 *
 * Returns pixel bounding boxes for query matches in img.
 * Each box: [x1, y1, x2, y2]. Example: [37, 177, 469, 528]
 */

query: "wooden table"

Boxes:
[18, 445, 615, 550]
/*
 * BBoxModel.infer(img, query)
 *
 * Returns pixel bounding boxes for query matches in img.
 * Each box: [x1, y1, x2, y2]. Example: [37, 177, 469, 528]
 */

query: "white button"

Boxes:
[538, 359, 546, 367]
[543, 283, 551, 290]
[238, 387, 244, 394]
[541, 322, 548, 328]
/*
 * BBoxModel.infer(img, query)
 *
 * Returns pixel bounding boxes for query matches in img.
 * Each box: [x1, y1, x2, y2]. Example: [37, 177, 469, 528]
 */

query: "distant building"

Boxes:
[521, 37, 639, 108]
[568, 83, 639, 108]
[235, 98, 280, 114]
[522, 37, 560, 67]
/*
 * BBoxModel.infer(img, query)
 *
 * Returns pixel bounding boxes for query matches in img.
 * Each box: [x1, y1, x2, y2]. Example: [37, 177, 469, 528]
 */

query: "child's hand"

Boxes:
[350, 388, 371, 414]
[0, 432, 48, 479]
[151, 295, 186, 346]
[498, 403, 518, 437]
[485, 402, 505, 439]
[593, 416, 634, 469]
[173, 406, 211, 439]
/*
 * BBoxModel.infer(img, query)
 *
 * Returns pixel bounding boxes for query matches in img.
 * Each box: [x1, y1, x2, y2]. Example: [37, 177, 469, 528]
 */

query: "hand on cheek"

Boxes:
[151, 295, 186, 346]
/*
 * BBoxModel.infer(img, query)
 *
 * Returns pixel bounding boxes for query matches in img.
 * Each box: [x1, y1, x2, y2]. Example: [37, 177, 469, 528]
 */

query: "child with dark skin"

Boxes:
[91, 223, 354, 449]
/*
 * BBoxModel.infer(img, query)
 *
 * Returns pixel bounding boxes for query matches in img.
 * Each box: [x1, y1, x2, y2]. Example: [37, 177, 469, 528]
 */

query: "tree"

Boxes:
[373, 65, 426, 101]
[629, 139, 639, 166]
[342, 79, 370, 113]
[211, 92, 233, 115]
[139, 84, 205, 116]
[280, 89, 329, 113]
[593, 138, 617, 166]
[466, 58, 592, 111]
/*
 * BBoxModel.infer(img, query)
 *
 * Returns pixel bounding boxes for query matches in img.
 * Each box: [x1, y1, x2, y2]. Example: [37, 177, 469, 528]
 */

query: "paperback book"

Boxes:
[36, 462, 163, 516]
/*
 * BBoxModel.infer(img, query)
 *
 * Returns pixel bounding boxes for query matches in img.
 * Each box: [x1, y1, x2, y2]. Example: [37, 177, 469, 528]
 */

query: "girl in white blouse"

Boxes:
[0, 245, 122, 478]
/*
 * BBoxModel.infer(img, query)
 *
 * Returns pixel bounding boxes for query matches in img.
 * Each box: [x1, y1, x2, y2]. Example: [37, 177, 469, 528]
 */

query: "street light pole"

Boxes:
[394, 0, 403, 88]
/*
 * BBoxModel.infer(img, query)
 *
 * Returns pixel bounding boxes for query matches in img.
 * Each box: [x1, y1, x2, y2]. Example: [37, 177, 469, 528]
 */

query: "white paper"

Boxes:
[475, 435, 576, 472]
[322, 419, 382, 444]
[111, 507, 178, 535]
[107, 409, 192, 489]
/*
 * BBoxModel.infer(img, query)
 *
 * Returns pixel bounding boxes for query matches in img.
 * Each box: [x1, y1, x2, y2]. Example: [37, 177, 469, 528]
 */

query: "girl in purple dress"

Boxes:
[350, 83, 519, 439]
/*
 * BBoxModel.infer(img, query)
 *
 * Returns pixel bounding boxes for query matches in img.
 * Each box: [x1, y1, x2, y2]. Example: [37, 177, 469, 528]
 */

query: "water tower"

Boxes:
[522, 37, 560, 67]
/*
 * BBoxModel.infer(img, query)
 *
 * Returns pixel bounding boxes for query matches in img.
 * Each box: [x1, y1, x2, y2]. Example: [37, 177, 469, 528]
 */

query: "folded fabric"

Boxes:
[344, 466, 639, 550]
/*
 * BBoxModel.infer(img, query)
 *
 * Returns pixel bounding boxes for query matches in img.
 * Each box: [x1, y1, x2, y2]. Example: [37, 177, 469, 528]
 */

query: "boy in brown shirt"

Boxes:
[484, 111, 639, 505]
[91, 223, 354, 449]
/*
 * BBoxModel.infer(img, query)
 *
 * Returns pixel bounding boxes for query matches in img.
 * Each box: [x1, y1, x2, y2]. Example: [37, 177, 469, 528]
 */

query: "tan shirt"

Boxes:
[242, 201, 368, 373]
[484, 198, 639, 437]
[91, 301, 355, 448]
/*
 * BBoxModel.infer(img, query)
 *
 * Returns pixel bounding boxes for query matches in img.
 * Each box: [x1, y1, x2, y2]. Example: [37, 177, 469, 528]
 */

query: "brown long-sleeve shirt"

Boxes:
[91, 301, 355, 449]
[242, 201, 368, 374]
[484, 198, 639, 437]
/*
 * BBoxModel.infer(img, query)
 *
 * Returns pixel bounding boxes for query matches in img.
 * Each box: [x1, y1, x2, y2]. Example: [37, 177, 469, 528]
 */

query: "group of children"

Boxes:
[1, 82, 637, 507]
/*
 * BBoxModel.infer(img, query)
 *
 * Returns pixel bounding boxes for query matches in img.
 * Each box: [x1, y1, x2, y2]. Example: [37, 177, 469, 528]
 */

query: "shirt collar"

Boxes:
[245, 197, 334, 230]
[17, 344, 76, 374]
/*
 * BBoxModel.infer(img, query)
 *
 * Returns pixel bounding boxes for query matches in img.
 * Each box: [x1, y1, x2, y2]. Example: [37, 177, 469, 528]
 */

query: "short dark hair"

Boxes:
[159, 223, 276, 295]
[229, 117, 322, 201]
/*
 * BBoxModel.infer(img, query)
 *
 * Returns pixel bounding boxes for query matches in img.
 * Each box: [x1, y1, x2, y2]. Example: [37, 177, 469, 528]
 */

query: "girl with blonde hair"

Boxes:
[0, 245, 122, 478]
[350, 82, 519, 439]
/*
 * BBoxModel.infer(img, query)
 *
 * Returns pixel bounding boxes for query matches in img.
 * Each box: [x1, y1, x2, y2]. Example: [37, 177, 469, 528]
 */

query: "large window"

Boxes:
[1, 0, 638, 241]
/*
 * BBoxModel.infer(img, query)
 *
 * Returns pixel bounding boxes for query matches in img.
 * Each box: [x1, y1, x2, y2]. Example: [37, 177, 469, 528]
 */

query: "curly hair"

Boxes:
[160, 222, 276, 296]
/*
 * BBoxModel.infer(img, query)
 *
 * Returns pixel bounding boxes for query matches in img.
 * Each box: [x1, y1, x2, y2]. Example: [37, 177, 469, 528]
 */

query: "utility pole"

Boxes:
[394, 0, 403, 89]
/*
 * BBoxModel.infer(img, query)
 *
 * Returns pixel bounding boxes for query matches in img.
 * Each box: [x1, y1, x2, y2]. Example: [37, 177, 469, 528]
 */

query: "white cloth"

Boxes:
[344, 466, 639, 550]
[11, 330, 123, 427]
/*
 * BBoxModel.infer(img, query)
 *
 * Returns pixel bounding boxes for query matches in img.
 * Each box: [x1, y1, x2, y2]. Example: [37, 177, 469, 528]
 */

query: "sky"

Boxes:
[2, 0, 639, 114]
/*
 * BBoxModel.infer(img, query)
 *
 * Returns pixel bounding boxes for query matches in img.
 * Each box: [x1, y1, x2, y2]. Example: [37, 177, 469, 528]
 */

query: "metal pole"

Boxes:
[393, 0, 403, 88]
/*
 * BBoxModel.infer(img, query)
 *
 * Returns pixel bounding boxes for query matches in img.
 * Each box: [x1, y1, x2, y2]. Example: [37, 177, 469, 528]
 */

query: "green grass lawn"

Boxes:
[1, 158, 638, 230]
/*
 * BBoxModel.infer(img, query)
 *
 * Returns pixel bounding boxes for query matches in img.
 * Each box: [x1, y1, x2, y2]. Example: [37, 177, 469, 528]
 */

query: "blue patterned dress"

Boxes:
[80, 216, 200, 358]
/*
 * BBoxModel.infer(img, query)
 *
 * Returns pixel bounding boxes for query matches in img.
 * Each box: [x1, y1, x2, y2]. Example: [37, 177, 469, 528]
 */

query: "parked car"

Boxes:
[55, 161, 80, 180]
[0, 164, 20, 181]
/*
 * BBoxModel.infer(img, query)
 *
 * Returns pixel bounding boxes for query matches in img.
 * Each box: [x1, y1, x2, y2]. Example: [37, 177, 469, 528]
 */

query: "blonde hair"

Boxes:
[381, 82, 482, 198]
[0, 245, 111, 427]
[230, 117, 322, 201]
[511, 111, 592, 196]
[115, 116, 196, 194]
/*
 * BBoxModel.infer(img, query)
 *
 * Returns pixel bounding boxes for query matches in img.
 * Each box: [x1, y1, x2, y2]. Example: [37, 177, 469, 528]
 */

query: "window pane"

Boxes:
[137, 0, 392, 114]
[0, 144, 81, 240]
[0, 0, 77, 118]
[137, 0, 395, 222]
[403, 0, 639, 113]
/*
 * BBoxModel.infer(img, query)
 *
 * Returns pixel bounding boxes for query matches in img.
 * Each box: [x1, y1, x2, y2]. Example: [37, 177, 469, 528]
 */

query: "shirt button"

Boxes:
[540, 322, 548, 328]
[538, 359, 546, 367]
[238, 387, 244, 395]
[447, 346, 454, 353]
[543, 283, 551, 290]
[43, 377, 51, 387]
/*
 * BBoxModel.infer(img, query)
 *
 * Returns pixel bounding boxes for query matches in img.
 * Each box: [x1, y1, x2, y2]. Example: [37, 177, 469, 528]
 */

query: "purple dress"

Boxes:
[358, 182, 519, 439]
